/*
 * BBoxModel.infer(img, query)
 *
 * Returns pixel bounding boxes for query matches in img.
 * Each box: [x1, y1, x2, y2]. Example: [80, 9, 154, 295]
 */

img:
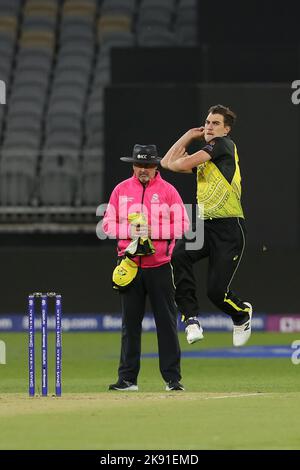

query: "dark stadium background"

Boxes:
[0, 0, 299, 314]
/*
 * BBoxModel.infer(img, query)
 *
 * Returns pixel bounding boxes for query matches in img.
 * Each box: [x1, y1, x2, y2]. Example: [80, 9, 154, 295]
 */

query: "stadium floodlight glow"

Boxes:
[0, 80, 6, 105]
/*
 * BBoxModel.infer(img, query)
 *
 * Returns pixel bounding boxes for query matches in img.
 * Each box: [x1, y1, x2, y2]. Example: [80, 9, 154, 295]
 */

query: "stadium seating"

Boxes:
[0, 157, 36, 205]
[101, 0, 136, 17]
[137, 0, 176, 32]
[81, 155, 104, 205]
[175, 0, 198, 45]
[39, 155, 79, 206]
[0, 0, 199, 207]
[0, 0, 22, 15]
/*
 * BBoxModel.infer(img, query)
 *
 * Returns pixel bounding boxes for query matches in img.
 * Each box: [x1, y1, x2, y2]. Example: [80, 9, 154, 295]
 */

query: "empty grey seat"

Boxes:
[0, 66, 11, 84]
[61, 15, 95, 28]
[57, 52, 92, 65]
[54, 76, 88, 91]
[101, 0, 136, 16]
[48, 100, 83, 118]
[0, 158, 37, 206]
[49, 83, 86, 103]
[59, 43, 94, 58]
[18, 47, 53, 62]
[88, 88, 104, 109]
[16, 55, 52, 73]
[86, 102, 104, 135]
[43, 146, 80, 162]
[85, 121, 103, 143]
[6, 116, 42, 133]
[175, 0, 198, 45]
[46, 115, 82, 134]
[0, 56, 13, 72]
[8, 101, 44, 119]
[12, 81, 49, 98]
[93, 71, 110, 87]
[87, 99, 104, 113]
[0, 40, 15, 60]
[62, 0, 97, 16]
[59, 36, 94, 50]
[0, 0, 22, 14]
[45, 131, 82, 149]
[86, 120, 104, 137]
[84, 137, 104, 153]
[137, 29, 176, 46]
[0, 45, 14, 63]
[93, 56, 111, 85]
[39, 156, 79, 206]
[53, 72, 89, 89]
[81, 157, 104, 205]
[138, 0, 175, 27]
[55, 55, 92, 74]
[4, 131, 40, 149]
[137, 10, 173, 30]
[23, 15, 57, 31]
[10, 85, 47, 103]
[60, 26, 94, 44]
[1, 147, 39, 165]
[95, 52, 110, 71]
[13, 70, 50, 89]
[49, 93, 86, 110]
[100, 30, 135, 50]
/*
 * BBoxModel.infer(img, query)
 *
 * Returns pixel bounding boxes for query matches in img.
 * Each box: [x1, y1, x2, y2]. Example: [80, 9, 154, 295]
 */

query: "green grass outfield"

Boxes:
[0, 331, 300, 449]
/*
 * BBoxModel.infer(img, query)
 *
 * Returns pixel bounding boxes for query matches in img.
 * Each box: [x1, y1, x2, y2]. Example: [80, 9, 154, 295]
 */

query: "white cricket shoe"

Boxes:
[185, 317, 204, 344]
[233, 302, 252, 347]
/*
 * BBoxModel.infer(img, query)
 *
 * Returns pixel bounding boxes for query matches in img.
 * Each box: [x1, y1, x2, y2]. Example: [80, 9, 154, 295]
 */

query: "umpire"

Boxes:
[102, 144, 189, 391]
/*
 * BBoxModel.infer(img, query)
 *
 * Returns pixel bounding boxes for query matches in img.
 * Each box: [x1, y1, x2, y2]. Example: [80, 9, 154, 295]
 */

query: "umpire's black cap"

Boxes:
[120, 144, 161, 164]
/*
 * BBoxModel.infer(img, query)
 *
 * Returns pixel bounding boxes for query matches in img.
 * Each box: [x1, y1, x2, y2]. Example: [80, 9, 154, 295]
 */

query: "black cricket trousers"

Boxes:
[172, 217, 249, 325]
[118, 262, 181, 384]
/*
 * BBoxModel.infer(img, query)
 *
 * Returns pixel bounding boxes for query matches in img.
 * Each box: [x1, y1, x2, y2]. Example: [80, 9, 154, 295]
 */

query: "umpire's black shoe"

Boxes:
[165, 381, 185, 391]
[108, 379, 138, 391]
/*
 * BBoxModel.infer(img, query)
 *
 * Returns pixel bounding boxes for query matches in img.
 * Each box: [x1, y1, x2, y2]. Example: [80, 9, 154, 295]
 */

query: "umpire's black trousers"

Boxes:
[172, 217, 249, 325]
[118, 262, 181, 384]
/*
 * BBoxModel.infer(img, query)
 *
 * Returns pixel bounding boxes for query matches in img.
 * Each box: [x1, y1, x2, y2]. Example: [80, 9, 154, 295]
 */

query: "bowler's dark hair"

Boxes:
[208, 104, 237, 128]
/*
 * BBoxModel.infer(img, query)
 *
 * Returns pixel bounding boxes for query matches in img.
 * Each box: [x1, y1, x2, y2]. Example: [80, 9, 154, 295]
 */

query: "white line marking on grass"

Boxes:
[203, 393, 267, 400]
